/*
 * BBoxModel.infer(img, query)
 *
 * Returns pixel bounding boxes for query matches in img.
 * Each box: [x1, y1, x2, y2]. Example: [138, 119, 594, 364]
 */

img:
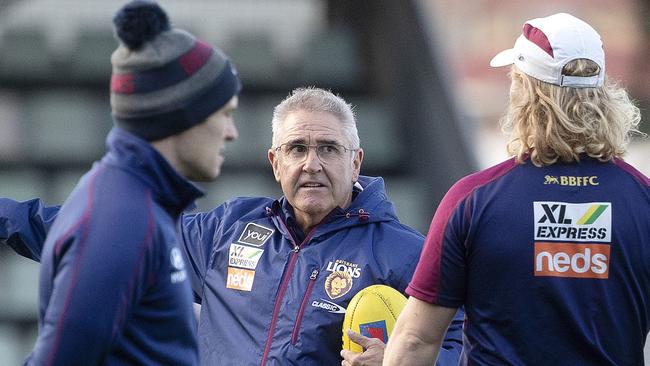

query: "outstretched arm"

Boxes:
[0, 198, 59, 261]
[383, 297, 457, 366]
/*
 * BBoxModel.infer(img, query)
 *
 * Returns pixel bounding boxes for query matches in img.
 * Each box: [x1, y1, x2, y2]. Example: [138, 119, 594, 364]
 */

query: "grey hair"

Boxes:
[271, 87, 360, 149]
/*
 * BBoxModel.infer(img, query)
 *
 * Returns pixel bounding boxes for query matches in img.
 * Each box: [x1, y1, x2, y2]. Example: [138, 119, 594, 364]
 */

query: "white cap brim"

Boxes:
[489, 48, 515, 67]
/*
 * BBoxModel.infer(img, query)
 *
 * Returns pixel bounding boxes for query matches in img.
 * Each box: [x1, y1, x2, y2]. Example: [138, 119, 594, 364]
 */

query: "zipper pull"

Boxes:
[293, 245, 300, 253]
[309, 269, 319, 280]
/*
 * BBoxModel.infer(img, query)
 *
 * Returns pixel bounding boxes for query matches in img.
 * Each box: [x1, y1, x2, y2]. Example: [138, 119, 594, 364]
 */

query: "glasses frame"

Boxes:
[273, 142, 358, 164]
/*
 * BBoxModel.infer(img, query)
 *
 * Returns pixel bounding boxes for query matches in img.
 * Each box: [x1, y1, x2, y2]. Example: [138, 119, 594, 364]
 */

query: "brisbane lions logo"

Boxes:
[324, 271, 353, 300]
[544, 175, 559, 184]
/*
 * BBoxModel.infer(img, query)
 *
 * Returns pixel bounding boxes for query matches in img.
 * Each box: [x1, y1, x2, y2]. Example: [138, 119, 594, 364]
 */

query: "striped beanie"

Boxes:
[110, 0, 241, 141]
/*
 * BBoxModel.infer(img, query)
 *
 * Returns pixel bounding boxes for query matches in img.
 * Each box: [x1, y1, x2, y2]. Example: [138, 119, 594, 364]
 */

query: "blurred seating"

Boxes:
[22, 90, 111, 163]
[0, 255, 39, 320]
[296, 26, 363, 90]
[351, 97, 402, 170]
[0, 26, 52, 80]
[225, 95, 279, 167]
[196, 172, 282, 213]
[0, 325, 26, 366]
[383, 177, 429, 233]
[67, 31, 116, 81]
[0, 170, 46, 201]
[226, 32, 284, 88]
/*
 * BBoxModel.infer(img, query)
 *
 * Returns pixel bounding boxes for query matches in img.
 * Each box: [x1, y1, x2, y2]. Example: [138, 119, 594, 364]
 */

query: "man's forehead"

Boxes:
[280, 110, 346, 142]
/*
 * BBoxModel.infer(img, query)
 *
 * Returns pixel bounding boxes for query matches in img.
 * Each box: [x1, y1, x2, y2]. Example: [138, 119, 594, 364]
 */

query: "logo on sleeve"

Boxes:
[228, 244, 264, 269]
[534, 202, 611, 242]
[237, 223, 274, 247]
[170, 247, 187, 284]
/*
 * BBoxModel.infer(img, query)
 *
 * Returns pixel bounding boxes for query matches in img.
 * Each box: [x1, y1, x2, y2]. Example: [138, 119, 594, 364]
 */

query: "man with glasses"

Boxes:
[1, 87, 462, 365]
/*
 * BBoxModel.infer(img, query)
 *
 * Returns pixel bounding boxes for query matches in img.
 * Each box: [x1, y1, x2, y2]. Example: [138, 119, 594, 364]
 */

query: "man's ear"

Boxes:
[351, 148, 364, 182]
[268, 149, 281, 182]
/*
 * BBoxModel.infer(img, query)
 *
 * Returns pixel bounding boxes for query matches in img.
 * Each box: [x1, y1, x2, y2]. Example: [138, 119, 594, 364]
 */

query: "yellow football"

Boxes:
[341, 284, 407, 353]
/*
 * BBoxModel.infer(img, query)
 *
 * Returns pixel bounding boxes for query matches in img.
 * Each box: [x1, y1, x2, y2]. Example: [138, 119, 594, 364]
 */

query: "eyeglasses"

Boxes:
[274, 143, 357, 164]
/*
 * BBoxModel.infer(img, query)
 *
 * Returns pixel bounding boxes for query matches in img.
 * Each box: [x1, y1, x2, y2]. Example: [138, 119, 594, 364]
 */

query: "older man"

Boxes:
[2, 87, 462, 365]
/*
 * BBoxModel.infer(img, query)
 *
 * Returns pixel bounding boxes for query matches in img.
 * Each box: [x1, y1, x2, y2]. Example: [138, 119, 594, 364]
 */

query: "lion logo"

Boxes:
[325, 271, 353, 299]
[544, 175, 559, 184]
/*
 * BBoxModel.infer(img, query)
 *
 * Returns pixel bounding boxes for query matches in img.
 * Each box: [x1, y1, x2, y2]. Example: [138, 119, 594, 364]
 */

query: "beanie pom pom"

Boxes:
[113, 0, 170, 50]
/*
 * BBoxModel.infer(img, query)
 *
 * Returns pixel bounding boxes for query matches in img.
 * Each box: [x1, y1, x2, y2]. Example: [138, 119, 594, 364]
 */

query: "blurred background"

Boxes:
[0, 0, 648, 363]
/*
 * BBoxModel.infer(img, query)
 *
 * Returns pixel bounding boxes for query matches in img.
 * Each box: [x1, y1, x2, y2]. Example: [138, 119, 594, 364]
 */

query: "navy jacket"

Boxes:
[2, 176, 463, 365]
[17, 128, 201, 365]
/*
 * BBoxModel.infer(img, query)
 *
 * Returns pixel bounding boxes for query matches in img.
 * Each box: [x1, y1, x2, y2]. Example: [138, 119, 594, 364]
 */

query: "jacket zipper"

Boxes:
[290, 268, 319, 345]
[260, 216, 318, 366]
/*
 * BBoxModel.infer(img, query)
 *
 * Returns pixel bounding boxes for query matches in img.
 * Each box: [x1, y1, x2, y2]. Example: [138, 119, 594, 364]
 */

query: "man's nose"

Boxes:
[302, 147, 322, 172]
[225, 119, 238, 141]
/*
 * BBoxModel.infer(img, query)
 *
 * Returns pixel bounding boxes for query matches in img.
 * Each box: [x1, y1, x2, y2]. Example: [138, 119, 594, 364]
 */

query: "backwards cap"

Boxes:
[490, 13, 604, 88]
[110, 0, 241, 141]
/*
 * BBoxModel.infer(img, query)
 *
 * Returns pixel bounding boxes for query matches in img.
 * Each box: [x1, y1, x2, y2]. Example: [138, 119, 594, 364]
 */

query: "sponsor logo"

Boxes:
[543, 175, 599, 186]
[543, 175, 559, 184]
[534, 242, 610, 279]
[534, 202, 611, 242]
[170, 247, 185, 270]
[170, 247, 187, 284]
[228, 244, 263, 270]
[311, 299, 347, 314]
[324, 271, 353, 299]
[326, 259, 362, 278]
[226, 267, 255, 291]
[360, 320, 389, 343]
[237, 223, 274, 247]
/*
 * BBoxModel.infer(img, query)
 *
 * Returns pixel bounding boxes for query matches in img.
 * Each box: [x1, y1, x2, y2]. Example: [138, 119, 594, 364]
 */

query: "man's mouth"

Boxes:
[301, 182, 325, 188]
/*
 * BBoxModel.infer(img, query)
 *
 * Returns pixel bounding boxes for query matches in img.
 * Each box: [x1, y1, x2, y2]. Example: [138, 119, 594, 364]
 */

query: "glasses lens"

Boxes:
[283, 144, 308, 160]
[280, 143, 348, 163]
[317, 144, 344, 161]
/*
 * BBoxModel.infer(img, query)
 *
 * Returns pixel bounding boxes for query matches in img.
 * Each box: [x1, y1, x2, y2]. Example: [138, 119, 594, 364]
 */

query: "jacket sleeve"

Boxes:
[435, 307, 465, 366]
[26, 202, 154, 366]
[0, 198, 59, 261]
[180, 205, 226, 303]
[386, 227, 464, 365]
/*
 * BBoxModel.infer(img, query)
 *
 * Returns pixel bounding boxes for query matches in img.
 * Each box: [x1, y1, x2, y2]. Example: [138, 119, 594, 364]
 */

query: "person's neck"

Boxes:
[151, 136, 182, 174]
[294, 211, 326, 234]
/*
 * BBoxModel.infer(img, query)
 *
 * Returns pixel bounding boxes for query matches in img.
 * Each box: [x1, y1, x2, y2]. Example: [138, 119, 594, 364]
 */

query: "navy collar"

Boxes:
[103, 127, 204, 217]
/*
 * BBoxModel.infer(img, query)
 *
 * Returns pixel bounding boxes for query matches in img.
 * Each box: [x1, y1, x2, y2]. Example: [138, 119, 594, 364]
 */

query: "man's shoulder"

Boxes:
[200, 196, 276, 224]
[440, 157, 520, 209]
[220, 196, 275, 213]
[367, 219, 425, 250]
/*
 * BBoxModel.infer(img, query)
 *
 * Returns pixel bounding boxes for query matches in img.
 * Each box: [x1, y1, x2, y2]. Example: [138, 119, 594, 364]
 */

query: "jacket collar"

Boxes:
[272, 175, 399, 238]
[102, 127, 204, 217]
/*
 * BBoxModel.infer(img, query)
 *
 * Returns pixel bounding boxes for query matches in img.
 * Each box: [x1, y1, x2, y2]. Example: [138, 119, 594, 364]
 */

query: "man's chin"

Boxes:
[186, 167, 220, 182]
[295, 200, 332, 216]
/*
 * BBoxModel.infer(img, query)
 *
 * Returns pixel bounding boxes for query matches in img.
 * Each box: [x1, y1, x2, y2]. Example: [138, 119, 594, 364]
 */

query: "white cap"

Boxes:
[490, 13, 605, 88]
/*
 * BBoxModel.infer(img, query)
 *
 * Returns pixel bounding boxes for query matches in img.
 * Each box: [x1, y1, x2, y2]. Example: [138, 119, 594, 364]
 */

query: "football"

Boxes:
[341, 284, 407, 353]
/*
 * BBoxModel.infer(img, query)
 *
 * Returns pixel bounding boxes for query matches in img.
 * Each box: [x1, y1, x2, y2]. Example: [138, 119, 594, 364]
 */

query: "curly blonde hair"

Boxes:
[500, 59, 643, 166]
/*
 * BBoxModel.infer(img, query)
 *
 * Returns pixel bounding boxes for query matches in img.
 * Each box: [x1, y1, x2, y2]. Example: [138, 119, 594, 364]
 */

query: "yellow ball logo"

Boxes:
[341, 285, 407, 353]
